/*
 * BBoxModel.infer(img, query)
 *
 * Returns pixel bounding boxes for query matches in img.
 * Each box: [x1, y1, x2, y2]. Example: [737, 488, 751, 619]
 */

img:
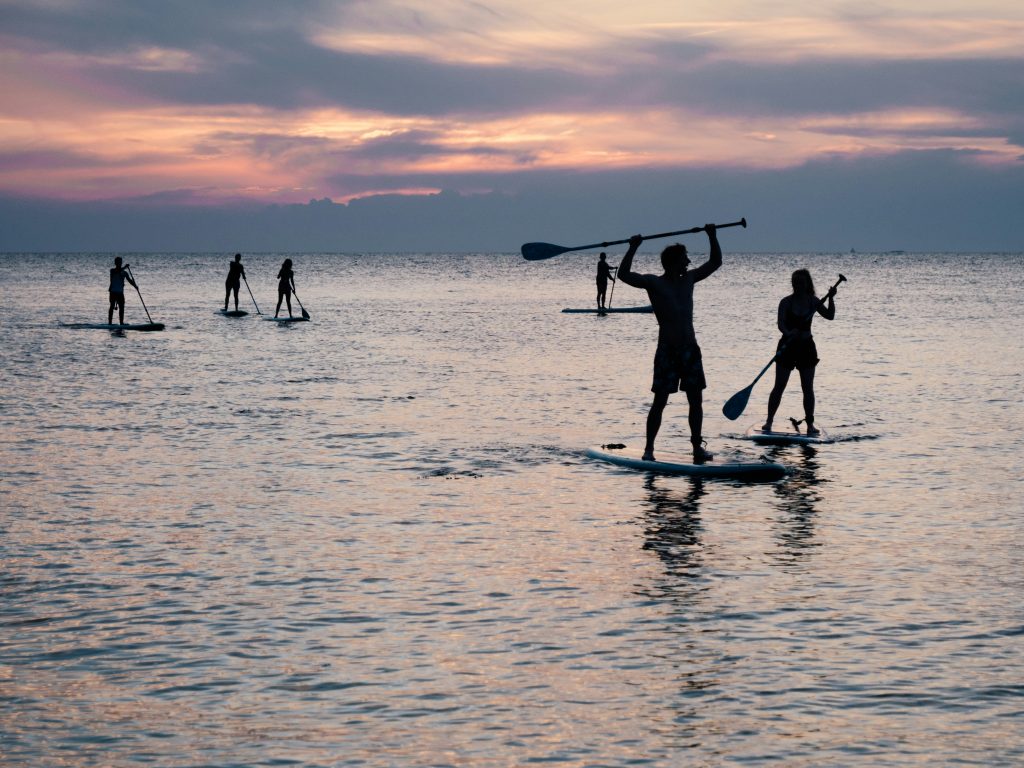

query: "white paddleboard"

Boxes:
[586, 444, 786, 481]
[263, 316, 309, 323]
[60, 321, 165, 332]
[741, 424, 828, 445]
[216, 309, 249, 317]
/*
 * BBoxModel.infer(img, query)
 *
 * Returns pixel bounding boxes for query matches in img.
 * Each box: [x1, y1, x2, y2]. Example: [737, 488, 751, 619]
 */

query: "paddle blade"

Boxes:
[722, 385, 753, 421]
[521, 242, 573, 261]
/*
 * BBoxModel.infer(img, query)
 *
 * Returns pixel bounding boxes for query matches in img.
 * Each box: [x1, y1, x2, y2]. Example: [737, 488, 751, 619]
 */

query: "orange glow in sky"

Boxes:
[1, 1, 1022, 204]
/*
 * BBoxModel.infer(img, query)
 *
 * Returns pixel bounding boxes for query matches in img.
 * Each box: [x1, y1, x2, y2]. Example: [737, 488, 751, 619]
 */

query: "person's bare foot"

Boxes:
[691, 441, 714, 465]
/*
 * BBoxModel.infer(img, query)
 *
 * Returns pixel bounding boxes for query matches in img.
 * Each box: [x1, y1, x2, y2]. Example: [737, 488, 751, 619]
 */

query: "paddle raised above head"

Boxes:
[521, 218, 746, 261]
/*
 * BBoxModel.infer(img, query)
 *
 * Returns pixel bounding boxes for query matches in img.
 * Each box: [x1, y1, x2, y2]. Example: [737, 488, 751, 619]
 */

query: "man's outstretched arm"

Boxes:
[689, 224, 721, 283]
[616, 235, 646, 288]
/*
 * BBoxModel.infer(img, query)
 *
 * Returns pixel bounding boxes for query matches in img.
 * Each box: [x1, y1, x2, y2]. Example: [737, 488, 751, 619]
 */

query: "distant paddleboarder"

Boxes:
[596, 252, 616, 310]
[108, 256, 137, 325]
[224, 253, 247, 311]
[275, 258, 295, 318]
[618, 225, 721, 464]
[761, 269, 837, 436]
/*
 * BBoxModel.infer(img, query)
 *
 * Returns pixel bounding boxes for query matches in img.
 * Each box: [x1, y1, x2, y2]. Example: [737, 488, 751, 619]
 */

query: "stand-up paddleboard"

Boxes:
[562, 306, 653, 314]
[585, 444, 786, 481]
[216, 309, 249, 317]
[741, 424, 828, 445]
[60, 321, 165, 332]
[263, 316, 309, 323]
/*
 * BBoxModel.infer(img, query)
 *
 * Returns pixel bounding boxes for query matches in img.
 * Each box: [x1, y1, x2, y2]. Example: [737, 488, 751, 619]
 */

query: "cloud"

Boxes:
[1, 0, 1022, 218]
[2, 149, 1021, 253]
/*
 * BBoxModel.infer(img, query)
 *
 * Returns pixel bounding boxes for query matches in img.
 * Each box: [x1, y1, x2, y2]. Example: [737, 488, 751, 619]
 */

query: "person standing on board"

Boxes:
[275, 258, 295, 318]
[108, 256, 137, 325]
[596, 252, 616, 311]
[618, 225, 721, 464]
[224, 253, 246, 311]
[761, 269, 836, 436]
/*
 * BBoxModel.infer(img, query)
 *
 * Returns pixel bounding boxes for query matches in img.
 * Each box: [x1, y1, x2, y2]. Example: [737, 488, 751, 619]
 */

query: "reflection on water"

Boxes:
[767, 444, 825, 567]
[640, 476, 707, 581]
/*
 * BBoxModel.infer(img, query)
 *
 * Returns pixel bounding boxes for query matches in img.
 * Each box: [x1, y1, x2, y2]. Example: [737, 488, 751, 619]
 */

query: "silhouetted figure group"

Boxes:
[99, 243, 838, 454]
[104, 254, 304, 322]
[618, 226, 837, 463]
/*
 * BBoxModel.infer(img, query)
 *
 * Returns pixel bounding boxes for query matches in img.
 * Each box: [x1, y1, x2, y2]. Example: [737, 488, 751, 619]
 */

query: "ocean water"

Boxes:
[1, 250, 1022, 767]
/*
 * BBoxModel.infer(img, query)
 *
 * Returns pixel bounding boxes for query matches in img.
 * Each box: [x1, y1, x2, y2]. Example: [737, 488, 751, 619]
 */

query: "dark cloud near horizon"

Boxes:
[3, 149, 1021, 253]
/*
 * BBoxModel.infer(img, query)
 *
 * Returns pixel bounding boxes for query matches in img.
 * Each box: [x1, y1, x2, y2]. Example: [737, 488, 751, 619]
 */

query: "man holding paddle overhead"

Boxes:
[618, 225, 721, 464]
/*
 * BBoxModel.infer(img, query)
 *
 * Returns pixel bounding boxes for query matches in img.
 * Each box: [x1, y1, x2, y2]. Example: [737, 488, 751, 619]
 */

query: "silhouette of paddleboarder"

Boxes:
[617, 225, 722, 464]
[224, 253, 246, 311]
[275, 258, 295, 318]
[108, 256, 137, 325]
[761, 269, 837, 436]
[596, 252, 616, 311]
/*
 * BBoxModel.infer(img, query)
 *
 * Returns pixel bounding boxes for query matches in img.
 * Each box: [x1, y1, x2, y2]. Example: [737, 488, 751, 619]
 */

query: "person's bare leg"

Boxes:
[644, 391, 669, 461]
[687, 389, 713, 463]
[763, 364, 792, 431]
[799, 366, 818, 434]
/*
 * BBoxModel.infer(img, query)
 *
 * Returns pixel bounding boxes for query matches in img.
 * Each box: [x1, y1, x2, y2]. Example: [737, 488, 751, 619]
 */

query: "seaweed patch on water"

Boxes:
[422, 467, 484, 479]
[284, 375, 340, 384]
[828, 433, 883, 443]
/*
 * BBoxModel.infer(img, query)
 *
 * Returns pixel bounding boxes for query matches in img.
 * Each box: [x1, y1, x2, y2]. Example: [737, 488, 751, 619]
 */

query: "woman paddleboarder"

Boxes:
[762, 269, 837, 436]
[275, 258, 295, 318]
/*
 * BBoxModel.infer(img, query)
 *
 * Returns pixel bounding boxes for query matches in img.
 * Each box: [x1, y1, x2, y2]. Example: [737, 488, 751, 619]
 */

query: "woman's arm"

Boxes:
[817, 289, 836, 320]
[777, 297, 791, 335]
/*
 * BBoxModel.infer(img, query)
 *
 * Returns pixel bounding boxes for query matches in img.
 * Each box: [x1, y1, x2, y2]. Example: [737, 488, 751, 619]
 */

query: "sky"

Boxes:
[1, 0, 1022, 252]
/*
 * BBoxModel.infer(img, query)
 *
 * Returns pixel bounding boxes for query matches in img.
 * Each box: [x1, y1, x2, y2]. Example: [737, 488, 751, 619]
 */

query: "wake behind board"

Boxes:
[216, 309, 249, 317]
[60, 321, 165, 332]
[741, 424, 828, 445]
[586, 445, 786, 481]
[562, 306, 653, 314]
[263, 316, 309, 323]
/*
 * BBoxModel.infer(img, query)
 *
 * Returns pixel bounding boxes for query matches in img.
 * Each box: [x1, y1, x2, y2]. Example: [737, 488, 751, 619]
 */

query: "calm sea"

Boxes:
[1, 251, 1022, 767]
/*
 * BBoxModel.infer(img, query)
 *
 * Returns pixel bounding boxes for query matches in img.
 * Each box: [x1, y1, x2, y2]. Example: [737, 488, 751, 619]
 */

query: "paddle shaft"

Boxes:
[592, 218, 746, 251]
[522, 218, 746, 260]
[292, 284, 311, 319]
[243, 275, 261, 314]
[126, 266, 155, 324]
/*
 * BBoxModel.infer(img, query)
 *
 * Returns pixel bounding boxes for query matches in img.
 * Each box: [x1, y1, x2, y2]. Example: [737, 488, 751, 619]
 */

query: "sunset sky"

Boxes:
[2, 0, 1022, 251]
